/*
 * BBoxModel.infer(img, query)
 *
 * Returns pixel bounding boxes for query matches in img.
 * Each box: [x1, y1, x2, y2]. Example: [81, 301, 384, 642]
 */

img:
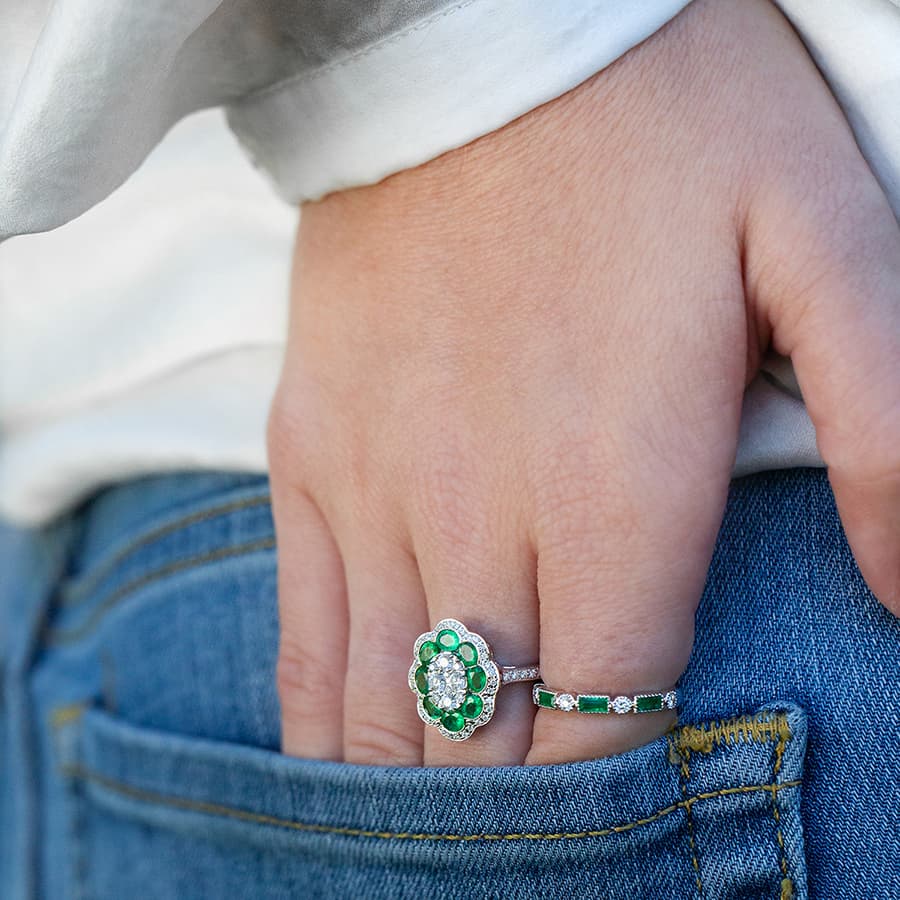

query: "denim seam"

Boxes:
[46, 537, 277, 646]
[670, 713, 791, 753]
[670, 711, 797, 898]
[50, 711, 88, 900]
[667, 736, 703, 897]
[59, 493, 272, 609]
[58, 764, 801, 843]
[771, 724, 794, 899]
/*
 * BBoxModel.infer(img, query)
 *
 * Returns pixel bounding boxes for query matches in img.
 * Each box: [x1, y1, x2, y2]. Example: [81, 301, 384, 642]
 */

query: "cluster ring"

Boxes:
[409, 618, 539, 741]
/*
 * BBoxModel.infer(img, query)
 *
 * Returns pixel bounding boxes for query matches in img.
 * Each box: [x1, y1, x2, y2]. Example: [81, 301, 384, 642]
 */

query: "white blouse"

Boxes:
[1, 0, 898, 524]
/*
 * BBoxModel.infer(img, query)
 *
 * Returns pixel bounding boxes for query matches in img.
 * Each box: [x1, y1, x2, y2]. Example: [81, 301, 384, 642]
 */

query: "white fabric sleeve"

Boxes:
[0, 1, 693, 240]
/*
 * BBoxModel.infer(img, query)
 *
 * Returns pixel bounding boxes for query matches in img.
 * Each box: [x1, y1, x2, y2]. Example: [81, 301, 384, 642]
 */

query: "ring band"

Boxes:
[533, 683, 679, 715]
[409, 618, 540, 741]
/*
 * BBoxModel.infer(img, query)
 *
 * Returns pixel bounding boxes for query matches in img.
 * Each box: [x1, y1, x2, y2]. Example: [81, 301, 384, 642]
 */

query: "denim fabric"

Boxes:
[1, 468, 898, 899]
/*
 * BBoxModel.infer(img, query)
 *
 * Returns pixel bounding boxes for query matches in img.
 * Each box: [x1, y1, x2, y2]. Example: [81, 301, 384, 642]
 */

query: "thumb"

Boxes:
[747, 146, 900, 617]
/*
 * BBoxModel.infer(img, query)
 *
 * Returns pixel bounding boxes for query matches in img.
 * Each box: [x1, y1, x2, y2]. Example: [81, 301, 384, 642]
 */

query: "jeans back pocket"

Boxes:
[53, 702, 808, 900]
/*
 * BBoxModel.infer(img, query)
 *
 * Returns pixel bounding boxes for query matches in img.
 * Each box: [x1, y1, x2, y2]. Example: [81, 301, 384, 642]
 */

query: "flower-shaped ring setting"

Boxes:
[408, 618, 540, 741]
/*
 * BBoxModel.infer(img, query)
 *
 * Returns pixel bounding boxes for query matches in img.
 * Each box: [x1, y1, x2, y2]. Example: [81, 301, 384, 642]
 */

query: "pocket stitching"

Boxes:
[60, 492, 272, 609]
[47, 536, 276, 646]
[61, 762, 801, 844]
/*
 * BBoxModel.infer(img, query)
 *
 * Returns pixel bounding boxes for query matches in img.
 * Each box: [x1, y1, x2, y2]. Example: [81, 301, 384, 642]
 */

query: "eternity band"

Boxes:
[533, 683, 679, 715]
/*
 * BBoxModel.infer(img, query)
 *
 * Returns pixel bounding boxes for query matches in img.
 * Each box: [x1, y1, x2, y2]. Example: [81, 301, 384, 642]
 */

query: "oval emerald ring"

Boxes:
[408, 618, 540, 741]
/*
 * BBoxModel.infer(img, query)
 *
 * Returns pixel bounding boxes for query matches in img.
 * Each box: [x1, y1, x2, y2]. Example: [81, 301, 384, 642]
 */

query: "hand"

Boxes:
[268, 0, 900, 766]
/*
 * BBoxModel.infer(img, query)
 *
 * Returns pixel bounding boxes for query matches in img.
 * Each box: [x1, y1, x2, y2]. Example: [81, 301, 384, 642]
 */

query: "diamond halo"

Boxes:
[408, 618, 517, 741]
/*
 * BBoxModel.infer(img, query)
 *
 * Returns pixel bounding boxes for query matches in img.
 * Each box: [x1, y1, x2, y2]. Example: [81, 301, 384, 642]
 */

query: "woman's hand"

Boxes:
[268, 0, 900, 766]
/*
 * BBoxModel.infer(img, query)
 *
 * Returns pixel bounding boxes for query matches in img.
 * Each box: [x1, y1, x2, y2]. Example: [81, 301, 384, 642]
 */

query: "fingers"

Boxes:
[524, 421, 740, 764]
[341, 534, 429, 765]
[272, 484, 349, 760]
[745, 104, 900, 616]
[524, 265, 748, 764]
[407, 442, 539, 767]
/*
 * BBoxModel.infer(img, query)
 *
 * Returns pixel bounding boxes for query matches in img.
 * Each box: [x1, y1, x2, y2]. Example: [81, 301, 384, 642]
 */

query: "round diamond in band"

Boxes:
[533, 683, 680, 715]
[409, 618, 540, 741]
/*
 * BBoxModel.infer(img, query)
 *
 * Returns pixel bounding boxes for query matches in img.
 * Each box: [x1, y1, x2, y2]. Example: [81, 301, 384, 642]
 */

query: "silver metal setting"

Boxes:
[409, 618, 539, 741]
[533, 683, 680, 715]
[501, 665, 541, 685]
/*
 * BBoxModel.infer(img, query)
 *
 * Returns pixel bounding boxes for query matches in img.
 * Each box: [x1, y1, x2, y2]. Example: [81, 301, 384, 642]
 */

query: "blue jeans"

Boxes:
[1, 468, 897, 899]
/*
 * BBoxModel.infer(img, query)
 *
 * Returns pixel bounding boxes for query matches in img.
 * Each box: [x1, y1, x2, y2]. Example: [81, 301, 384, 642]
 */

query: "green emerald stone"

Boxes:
[437, 629, 460, 651]
[461, 694, 483, 719]
[414, 665, 429, 694]
[442, 711, 466, 732]
[578, 695, 609, 714]
[636, 694, 664, 713]
[419, 641, 440, 663]
[467, 666, 487, 692]
[423, 697, 442, 718]
[458, 642, 478, 666]
[537, 688, 555, 709]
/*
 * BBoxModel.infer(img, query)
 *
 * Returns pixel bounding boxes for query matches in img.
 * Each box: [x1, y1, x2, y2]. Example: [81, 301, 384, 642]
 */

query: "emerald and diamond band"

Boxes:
[409, 618, 540, 741]
[532, 683, 679, 715]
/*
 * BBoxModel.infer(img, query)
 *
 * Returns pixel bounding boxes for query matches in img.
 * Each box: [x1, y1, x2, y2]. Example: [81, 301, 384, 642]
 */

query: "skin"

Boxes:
[268, 0, 900, 767]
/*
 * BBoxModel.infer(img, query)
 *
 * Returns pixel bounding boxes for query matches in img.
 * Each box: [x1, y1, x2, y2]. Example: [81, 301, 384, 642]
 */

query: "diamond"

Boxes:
[426, 652, 467, 711]
[611, 695, 634, 714]
[663, 691, 678, 709]
[555, 693, 577, 712]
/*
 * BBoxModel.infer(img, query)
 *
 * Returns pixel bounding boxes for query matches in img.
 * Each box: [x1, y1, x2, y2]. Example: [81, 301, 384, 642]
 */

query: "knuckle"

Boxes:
[276, 640, 336, 706]
[409, 434, 493, 556]
[266, 386, 315, 482]
[529, 427, 639, 551]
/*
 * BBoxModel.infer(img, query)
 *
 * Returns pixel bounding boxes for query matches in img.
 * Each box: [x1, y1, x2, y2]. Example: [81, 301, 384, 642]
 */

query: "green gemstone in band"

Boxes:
[467, 666, 487, 692]
[442, 711, 466, 732]
[537, 688, 555, 709]
[419, 641, 440, 663]
[461, 694, 483, 719]
[437, 629, 460, 651]
[577, 695, 609, 714]
[636, 694, 664, 713]
[414, 665, 429, 694]
[423, 697, 442, 718]
[458, 642, 478, 666]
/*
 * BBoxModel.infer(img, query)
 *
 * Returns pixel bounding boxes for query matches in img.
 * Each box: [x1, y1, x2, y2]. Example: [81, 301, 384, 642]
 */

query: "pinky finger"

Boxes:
[272, 485, 349, 760]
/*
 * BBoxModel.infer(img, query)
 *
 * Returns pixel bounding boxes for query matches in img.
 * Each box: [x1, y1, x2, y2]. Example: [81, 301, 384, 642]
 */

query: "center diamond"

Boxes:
[426, 651, 468, 711]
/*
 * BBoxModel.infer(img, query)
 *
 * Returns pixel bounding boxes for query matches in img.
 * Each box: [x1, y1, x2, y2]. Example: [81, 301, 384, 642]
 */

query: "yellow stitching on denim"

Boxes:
[772, 717, 791, 777]
[770, 725, 793, 891]
[59, 764, 800, 843]
[50, 705, 86, 729]
[47, 537, 276, 646]
[674, 710, 796, 893]
[60, 493, 272, 609]
[672, 712, 791, 755]
[668, 736, 703, 897]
